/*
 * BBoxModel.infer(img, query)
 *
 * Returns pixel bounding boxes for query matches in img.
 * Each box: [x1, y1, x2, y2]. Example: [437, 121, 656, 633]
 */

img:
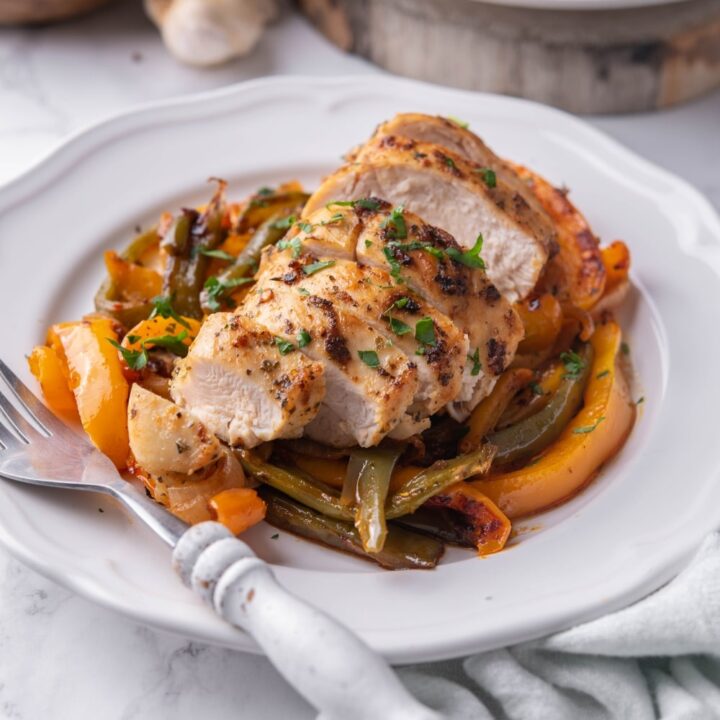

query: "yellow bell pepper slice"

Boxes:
[476, 321, 635, 519]
[51, 317, 130, 469]
[27, 345, 79, 421]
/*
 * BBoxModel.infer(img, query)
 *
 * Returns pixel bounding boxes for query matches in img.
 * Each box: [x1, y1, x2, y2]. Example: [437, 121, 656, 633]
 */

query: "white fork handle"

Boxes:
[173, 523, 443, 720]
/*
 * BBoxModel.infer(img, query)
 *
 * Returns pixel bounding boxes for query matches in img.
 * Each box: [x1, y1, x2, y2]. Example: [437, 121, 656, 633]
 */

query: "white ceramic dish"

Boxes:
[1, 76, 719, 664]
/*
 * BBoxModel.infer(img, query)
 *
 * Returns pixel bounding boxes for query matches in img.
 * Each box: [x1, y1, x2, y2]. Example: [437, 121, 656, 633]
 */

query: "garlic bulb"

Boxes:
[145, 0, 278, 67]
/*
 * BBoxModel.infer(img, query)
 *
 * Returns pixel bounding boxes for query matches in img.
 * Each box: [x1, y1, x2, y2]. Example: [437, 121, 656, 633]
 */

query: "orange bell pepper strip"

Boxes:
[121, 314, 201, 354]
[515, 294, 563, 354]
[27, 345, 79, 422]
[601, 240, 631, 295]
[475, 321, 635, 519]
[51, 317, 131, 469]
[425, 482, 511, 555]
[210, 488, 267, 535]
[103, 250, 162, 302]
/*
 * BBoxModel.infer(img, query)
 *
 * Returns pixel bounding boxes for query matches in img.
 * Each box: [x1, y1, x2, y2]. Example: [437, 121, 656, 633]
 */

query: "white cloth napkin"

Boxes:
[400, 532, 720, 720]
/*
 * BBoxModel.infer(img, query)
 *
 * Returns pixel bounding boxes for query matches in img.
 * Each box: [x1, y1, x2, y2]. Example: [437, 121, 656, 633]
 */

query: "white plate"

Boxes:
[1, 76, 719, 664]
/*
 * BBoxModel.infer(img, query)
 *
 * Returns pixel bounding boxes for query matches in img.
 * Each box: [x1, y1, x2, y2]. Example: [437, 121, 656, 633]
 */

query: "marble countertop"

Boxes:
[0, 2, 718, 718]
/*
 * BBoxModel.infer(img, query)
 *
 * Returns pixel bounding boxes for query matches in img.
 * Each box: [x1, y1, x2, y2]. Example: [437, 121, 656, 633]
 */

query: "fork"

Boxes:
[0, 358, 442, 720]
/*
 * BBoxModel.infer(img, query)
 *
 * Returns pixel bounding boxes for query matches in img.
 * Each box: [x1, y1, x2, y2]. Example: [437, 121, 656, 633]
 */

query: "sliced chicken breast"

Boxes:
[284, 201, 522, 418]
[259, 244, 467, 417]
[357, 113, 554, 225]
[242, 274, 419, 447]
[303, 136, 556, 302]
[170, 313, 325, 448]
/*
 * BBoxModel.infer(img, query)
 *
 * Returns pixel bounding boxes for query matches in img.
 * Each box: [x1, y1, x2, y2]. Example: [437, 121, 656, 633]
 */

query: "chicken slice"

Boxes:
[259, 245, 467, 417]
[242, 276, 419, 447]
[170, 313, 325, 448]
[281, 201, 522, 418]
[303, 136, 556, 302]
[357, 208, 523, 417]
[356, 113, 554, 225]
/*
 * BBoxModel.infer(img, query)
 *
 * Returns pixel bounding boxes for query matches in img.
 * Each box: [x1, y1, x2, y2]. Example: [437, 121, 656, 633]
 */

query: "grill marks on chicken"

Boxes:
[259, 245, 468, 417]
[167, 114, 544, 447]
[243, 273, 419, 448]
[303, 116, 557, 302]
[267, 203, 522, 422]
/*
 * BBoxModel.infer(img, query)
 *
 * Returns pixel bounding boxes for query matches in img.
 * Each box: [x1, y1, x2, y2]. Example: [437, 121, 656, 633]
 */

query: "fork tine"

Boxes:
[0, 392, 35, 443]
[0, 417, 24, 449]
[0, 357, 57, 435]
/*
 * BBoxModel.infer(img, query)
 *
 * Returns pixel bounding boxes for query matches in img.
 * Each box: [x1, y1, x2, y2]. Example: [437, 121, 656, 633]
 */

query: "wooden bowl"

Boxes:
[299, 0, 720, 114]
[0, 0, 112, 24]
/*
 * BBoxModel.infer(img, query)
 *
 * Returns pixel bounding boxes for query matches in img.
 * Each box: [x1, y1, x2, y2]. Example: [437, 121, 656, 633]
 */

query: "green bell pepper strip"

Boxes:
[489, 343, 593, 467]
[93, 227, 160, 329]
[385, 443, 496, 520]
[261, 489, 445, 570]
[239, 451, 353, 521]
[348, 447, 402, 553]
[162, 182, 227, 318]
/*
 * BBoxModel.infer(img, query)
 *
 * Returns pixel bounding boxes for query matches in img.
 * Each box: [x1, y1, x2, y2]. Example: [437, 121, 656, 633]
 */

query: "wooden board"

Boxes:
[299, 0, 720, 113]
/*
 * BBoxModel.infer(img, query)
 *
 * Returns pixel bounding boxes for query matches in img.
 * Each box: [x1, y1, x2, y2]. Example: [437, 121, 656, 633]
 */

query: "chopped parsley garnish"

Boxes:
[596, 369, 610, 380]
[107, 328, 190, 370]
[274, 337, 296, 355]
[149, 295, 191, 329]
[271, 214, 297, 230]
[107, 339, 148, 371]
[199, 248, 235, 262]
[474, 168, 497, 188]
[621, 341, 630, 355]
[446, 234, 486, 269]
[573, 417, 605, 435]
[388, 239, 444, 260]
[358, 350, 380, 368]
[382, 246, 406, 284]
[388, 296, 410, 311]
[388, 316, 412, 336]
[636, 396, 645, 405]
[447, 115, 469, 129]
[381, 206, 407, 240]
[468, 348, 482, 376]
[442, 155, 457, 169]
[297, 329, 312, 348]
[529, 382, 544, 396]
[296, 221, 313, 234]
[560, 350, 586, 379]
[204, 275, 255, 312]
[318, 213, 344, 226]
[326, 198, 381, 212]
[257, 186, 274, 196]
[277, 236, 302, 258]
[271, 533, 279, 539]
[364, 239, 373, 248]
[303, 260, 336, 276]
[415, 317, 436, 346]
[126, 334, 141, 344]
[414, 152, 427, 159]
[297, 287, 310, 296]
[143, 329, 189, 357]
